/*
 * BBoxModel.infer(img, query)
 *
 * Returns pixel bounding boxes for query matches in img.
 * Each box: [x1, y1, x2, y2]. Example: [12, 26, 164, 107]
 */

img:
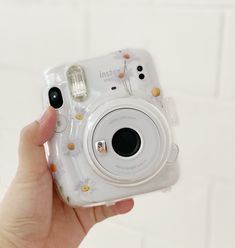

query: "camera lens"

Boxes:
[48, 87, 63, 109]
[137, 65, 143, 72]
[112, 128, 141, 157]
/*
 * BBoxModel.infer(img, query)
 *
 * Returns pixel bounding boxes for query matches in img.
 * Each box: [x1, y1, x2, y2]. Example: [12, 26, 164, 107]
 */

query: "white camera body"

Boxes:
[42, 49, 179, 207]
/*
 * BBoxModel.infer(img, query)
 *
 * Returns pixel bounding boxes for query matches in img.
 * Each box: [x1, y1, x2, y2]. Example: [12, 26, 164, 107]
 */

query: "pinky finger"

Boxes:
[93, 199, 134, 223]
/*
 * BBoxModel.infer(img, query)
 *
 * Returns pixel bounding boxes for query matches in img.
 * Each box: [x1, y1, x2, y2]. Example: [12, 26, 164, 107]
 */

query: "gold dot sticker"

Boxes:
[81, 185, 90, 192]
[75, 113, 84, 120]
[67, 143, 75, 151]
[123, 53, 130, 59]
[118, 72, 125, 79]
[50, 163, 57, 173]
[151, 87, 161, 97]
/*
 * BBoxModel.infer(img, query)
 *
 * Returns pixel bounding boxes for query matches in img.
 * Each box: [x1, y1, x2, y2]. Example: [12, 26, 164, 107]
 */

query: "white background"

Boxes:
[0, 0, 235, 248]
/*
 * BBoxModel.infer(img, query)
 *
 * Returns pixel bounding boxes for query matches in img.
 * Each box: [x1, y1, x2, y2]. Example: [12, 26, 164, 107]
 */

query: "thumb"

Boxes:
[18, 106, 57, 178]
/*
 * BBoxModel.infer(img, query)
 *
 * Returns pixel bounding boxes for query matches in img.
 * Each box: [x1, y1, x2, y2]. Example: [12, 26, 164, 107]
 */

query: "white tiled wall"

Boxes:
[220, 12, 235, 99]
[210, 181, 235, 248]
[0, 0, 235, 248]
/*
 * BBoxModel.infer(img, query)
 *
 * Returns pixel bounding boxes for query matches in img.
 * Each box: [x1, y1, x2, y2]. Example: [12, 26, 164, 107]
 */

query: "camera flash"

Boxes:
[67, 65, 88, 100]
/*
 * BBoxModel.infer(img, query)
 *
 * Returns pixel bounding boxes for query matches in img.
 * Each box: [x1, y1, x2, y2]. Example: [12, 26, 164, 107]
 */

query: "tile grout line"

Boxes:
[91, 2, 235, 10]
[141, 236, 146, 248]
[204, 178, 215, 248]
[83, 1, 235, 10]
[214, 12, 226, 98]
[153, 3, 235, 9]
[2, 1, 235, 9]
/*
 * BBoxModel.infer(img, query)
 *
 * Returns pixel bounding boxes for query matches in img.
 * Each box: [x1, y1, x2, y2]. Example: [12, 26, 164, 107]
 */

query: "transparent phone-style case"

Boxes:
[42, 49, 179, 207]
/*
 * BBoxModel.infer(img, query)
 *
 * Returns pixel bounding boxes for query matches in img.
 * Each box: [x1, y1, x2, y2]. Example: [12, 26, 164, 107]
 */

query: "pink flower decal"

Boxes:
[112, 67, 133, 83]
[114, 49, 138, 63]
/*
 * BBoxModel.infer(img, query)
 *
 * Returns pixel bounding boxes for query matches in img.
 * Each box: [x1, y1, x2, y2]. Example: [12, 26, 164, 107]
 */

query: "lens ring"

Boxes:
[83, 98, 172, 186]
[112, 128, 141, 157]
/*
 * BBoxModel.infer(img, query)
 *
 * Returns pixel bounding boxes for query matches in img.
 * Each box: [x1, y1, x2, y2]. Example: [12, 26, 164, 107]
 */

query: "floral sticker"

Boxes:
[111, 60, 133, 95]
[49, 159, 65, 178]
[72, 105, 86, 121]
[112, 67, 133, 83]
[62, 139, 79, 156]
[75, 178, 96, 195]
[151, 87, 161, 97]
[50, 163, 57, 173]
[74, 113, 84, 121]
[114, 49, 138, 63]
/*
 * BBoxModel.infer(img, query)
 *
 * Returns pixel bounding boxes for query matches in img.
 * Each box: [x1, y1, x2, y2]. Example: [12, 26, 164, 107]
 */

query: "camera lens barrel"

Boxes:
[112, 128, 141, 157]
[83, 98, 172, 186]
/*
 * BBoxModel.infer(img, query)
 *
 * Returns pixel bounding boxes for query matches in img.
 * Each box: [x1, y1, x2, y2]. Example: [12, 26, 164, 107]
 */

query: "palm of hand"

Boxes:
[0, 159, 132, 248]
[0, 108, 133, 248]
[15, 168, 126, 248]
[34, 169, 89, 248]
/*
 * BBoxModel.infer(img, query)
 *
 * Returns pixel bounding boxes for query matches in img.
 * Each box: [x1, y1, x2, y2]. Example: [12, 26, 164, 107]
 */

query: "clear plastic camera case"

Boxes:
[42, 49, 179, 207]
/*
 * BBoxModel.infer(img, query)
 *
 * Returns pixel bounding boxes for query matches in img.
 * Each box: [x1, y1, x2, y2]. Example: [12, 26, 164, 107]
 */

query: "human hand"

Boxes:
[0, 107, 134, 248]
